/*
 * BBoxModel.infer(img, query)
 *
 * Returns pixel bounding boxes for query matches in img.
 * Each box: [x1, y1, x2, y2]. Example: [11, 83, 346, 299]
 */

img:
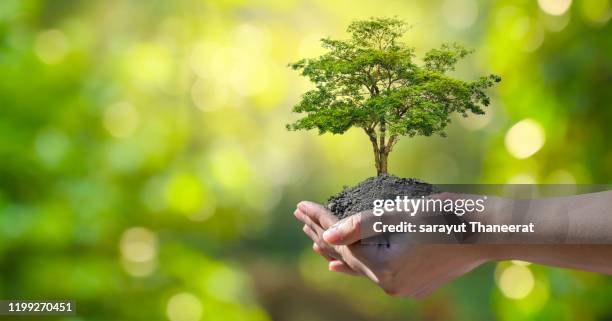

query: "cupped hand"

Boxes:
[294, 201, 494, 298]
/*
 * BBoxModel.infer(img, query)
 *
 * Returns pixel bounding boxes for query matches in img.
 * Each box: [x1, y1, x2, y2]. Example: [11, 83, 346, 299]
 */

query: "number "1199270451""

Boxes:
[0, 300, 75, 315]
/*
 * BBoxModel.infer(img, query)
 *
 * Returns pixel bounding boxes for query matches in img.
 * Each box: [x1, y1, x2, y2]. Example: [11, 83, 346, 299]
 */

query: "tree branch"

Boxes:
[386, 134, 398, 153]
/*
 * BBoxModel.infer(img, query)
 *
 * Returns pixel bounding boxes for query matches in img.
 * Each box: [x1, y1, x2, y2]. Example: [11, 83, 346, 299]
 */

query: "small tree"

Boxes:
[287, 17, 500, 175]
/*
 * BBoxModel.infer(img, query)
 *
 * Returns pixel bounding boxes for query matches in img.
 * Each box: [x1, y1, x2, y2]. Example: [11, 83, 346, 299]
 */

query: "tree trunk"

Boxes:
[377, 121, 388, 176]
[376, 149, 389, 176]
[365, 128, 392, 176]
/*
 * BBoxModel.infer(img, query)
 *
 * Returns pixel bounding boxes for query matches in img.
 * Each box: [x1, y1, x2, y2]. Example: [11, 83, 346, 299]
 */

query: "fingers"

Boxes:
[297, 201, 338, 229]
[303, 222, 373, 279]
[322, 210, 385, 245]
[314, 243, 361, 276]
[313, 243, 334, 262]
[302, 224, 318, 243]
[334, 244, 381, 283]
[321, 207, 416, 246]
[295, 202, 374, 278]
[328, 260, 361, 276]
[315, 244, 361, 275]
[303, 224, 342, 260]
[305, 228, 379, 283]
[322, 214, 359, 245]
[295, 209, 325, 235]
[295, 206, 345, 258]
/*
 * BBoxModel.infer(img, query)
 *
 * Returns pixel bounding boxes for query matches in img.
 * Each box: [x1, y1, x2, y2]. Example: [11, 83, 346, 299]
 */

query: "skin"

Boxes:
[293, 191, 612, 298]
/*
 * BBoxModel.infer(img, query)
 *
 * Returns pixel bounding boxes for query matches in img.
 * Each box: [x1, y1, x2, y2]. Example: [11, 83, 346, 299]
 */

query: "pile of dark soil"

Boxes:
[327, 174, 436, 219]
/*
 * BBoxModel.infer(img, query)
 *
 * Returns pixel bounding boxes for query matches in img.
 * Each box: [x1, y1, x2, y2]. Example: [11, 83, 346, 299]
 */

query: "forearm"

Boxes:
[482, 191, 612, 244]
[480, 191, 612, 274]
[490, 245, 612, 275]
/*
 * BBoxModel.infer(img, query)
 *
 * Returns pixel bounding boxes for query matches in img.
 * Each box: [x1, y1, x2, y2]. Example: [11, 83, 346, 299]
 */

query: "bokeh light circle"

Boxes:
[498, 264, 535, 299]
[34, 29, 69, 64]
[166, 292, 203, 321]
[119, 227, 157, 277]
[442, 0, 479, 29]
[505, 119, 545, 159]
[538, 0, 572, 16]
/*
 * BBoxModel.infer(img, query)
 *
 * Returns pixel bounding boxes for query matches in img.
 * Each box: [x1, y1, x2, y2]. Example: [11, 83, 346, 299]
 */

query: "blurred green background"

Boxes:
[0, 0, 611, 320]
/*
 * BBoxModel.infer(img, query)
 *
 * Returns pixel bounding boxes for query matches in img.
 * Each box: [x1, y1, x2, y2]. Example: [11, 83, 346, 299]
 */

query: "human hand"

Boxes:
[294, 201, 495, 298]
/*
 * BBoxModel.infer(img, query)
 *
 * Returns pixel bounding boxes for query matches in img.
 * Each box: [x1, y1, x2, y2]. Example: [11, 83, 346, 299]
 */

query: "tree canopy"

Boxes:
[288, 17, 500, 175]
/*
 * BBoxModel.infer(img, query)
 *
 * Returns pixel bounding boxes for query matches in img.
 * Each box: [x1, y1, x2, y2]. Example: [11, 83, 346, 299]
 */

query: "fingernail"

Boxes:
[293, 209, 302, 220]
[297, 201, 310, 212]
[323, 224, 342, 242]
[328, 261, 338, 271]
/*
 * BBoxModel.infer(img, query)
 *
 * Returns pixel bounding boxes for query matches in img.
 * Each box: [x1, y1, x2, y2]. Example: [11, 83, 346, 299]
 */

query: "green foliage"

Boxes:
[288, 17, 500, 174]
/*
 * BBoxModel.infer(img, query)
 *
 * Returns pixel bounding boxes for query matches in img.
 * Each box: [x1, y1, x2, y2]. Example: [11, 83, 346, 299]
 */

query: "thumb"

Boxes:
[322, 195, 462, 246]
[322, 210, 377, 245]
